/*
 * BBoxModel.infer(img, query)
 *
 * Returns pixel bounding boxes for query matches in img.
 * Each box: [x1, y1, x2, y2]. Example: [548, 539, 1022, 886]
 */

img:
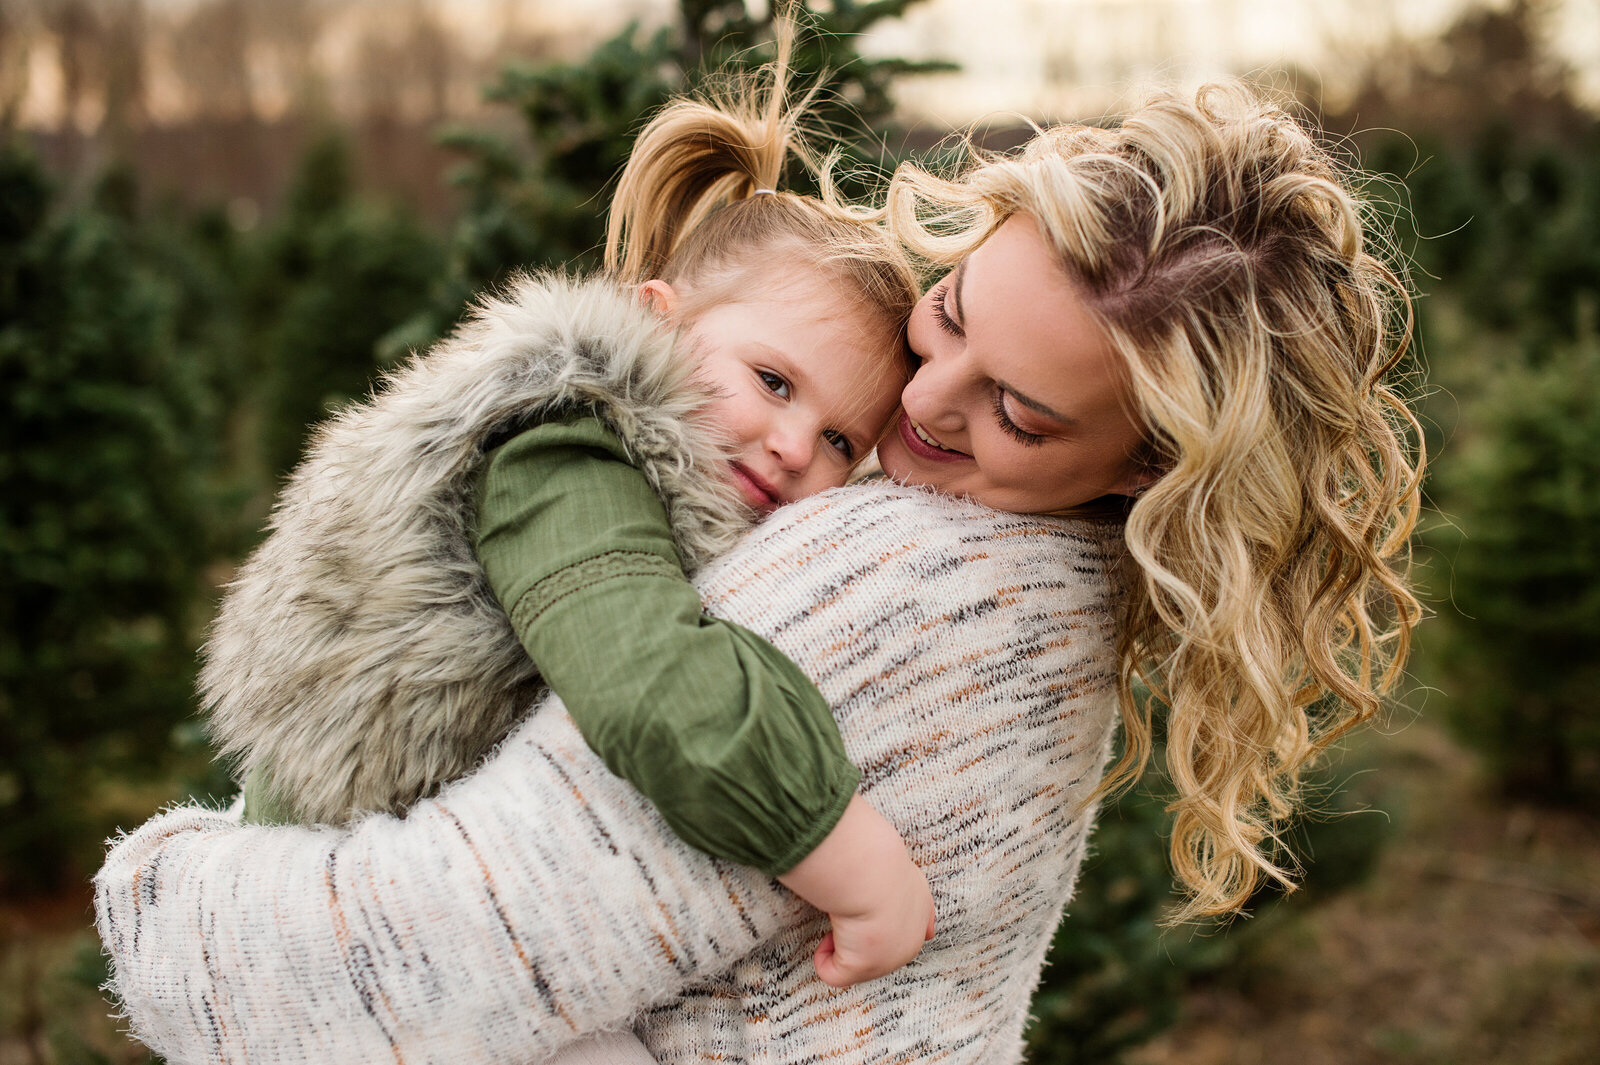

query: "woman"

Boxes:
[94, 80, 1420, 1064]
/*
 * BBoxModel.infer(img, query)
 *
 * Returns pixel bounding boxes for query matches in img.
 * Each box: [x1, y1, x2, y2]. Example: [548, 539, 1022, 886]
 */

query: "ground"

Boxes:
[1126, 722, 1600, 1065]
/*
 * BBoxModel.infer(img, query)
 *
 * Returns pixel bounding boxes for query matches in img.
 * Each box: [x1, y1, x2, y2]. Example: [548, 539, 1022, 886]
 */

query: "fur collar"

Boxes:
[202, 273, 749, 823]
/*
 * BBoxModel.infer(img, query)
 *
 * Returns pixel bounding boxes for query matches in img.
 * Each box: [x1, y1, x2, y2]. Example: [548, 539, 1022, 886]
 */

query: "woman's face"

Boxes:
[877, 215, 1150, 514]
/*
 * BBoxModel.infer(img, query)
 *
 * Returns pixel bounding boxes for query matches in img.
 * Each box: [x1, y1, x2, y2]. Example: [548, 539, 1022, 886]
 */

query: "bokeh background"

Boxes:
[2, 1, 1597, 1062]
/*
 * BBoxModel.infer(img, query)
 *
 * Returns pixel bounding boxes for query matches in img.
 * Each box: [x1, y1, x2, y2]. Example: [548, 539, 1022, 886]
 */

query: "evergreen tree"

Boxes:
[0, 145, 214, 890]
[1429, 324, 1600, 806]
[1340, 0, 1600, 810]
[391, 0, 952, 352]
[240, 134, 445, 477]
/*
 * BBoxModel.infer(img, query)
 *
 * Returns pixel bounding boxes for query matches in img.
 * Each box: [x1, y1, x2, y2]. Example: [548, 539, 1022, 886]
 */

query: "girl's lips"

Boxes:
[728, 461, 781, 512]
[896, 411, 971, 464]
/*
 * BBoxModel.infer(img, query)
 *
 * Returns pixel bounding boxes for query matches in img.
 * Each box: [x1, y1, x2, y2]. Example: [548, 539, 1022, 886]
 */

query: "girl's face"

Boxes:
[643, 274, 905, 514]
[877, 215, 1151, 514]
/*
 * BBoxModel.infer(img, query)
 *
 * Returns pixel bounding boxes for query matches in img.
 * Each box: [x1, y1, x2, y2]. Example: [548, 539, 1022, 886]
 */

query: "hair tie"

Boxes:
[751, 188, 777, 196]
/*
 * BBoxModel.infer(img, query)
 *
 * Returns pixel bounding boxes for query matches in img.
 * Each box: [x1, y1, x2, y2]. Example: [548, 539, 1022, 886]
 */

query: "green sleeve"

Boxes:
[473, 414, 858, 875]
[240, 768, 290, 825]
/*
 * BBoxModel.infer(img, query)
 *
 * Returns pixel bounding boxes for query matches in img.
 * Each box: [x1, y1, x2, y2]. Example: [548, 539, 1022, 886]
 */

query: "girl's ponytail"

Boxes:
[605, 30, 808, 284]
[602, 20, 918, 369]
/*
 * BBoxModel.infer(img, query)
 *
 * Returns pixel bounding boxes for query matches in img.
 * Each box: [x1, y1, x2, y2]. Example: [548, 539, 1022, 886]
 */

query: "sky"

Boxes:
[490, 0, 1600, 121]
[30, 0, 1600, 129]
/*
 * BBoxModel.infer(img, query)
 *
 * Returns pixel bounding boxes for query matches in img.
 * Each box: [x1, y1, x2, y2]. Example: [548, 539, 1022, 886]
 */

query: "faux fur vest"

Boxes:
[201, 273, 750, 824]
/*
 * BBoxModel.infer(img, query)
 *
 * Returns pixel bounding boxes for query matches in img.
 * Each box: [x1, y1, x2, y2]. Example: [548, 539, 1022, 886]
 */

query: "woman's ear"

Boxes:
[1110, 456, 1162, 499]
[1110, 437, 1165, 499]
[637, 280, 678, 319]
[1114, 470, 1159, 499]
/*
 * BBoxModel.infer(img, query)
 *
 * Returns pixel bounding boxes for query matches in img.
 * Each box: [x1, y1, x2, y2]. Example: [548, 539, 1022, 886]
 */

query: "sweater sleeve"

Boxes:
[94, 706, 805, 1065]
[93, 485, 1121, 1065]
[474, 415, 858, 875]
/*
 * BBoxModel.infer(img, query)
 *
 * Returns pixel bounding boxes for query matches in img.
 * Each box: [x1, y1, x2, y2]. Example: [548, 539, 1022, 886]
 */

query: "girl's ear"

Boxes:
[637, 280, 678, 318]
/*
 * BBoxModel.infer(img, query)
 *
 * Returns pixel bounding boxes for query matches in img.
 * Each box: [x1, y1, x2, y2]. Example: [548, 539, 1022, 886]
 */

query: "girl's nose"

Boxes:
[766, 422, 817, 474]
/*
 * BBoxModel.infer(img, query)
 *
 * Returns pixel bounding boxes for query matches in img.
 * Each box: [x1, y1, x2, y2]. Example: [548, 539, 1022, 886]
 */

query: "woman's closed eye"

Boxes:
[993, 390, 1047, 446]
[758, 369, 791, 399]
[932, 283, 963, 338]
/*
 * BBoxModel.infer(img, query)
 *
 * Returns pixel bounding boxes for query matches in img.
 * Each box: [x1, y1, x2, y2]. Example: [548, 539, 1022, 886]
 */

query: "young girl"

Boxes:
[202, 46, 933, 990]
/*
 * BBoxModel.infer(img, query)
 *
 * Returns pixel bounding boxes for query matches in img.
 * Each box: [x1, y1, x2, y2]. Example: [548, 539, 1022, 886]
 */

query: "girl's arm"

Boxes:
[474, 415, 859, 872]
[477, 416, 933, 985]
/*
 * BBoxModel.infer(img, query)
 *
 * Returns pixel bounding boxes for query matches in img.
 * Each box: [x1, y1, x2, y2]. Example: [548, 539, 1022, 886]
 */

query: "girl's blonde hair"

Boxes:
[604, 31, 918, 345]
[887, 82, 1424, 921]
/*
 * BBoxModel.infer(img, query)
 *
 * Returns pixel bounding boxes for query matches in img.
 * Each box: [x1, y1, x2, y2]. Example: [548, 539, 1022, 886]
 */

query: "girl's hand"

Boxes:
[811, 866, 936, 987]
[776, 794, 937, 987]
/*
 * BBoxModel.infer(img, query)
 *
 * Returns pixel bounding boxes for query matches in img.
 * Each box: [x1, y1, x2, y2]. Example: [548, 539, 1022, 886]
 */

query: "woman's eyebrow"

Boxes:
[998, 381, 1076, 425]
[951, 258, 969, 327]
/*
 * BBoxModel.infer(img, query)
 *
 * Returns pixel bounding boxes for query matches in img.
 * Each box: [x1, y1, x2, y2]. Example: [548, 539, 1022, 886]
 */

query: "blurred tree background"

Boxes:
[2, 0, 1597, 1062]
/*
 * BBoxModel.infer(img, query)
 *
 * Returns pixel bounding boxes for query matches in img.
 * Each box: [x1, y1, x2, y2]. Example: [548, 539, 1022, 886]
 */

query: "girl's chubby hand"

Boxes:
[776, 794, 937, 988]
[810, 860, 936, 987]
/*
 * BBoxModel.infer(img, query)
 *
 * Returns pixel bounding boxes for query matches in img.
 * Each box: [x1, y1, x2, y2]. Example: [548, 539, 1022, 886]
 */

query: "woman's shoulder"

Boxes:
[735, 481, 1123, 569]
[697, 481, 1127, 620]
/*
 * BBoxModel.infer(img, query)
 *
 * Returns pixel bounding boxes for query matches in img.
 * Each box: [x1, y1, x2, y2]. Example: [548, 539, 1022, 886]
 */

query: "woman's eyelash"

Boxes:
[932, 284, 963, 337]
[993, 391, 1047, 447]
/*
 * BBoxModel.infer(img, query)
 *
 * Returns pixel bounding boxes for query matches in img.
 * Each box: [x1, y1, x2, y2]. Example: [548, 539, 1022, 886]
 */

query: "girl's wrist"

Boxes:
[776, 793, 911, 917]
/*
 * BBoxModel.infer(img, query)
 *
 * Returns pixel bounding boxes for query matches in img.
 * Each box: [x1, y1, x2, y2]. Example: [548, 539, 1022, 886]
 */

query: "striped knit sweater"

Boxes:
[95, 484, 1124, 1065]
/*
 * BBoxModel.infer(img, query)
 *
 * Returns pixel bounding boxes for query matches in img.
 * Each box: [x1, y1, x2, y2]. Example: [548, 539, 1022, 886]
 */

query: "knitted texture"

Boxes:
[201, 273, 749, 824]
[96, 484, 1123, 1065]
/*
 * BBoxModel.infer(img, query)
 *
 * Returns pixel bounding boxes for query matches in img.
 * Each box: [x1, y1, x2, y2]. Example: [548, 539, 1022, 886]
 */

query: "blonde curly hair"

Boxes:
[885, 81, 1424, 921]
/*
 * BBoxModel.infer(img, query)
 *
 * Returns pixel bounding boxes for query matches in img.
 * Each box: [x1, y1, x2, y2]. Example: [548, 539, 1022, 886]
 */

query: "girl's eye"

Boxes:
[823, 429, 855, 462]
[932, 283, 964, 338]
[758, 370, 791, 399]
[993, 391, 1047, 447]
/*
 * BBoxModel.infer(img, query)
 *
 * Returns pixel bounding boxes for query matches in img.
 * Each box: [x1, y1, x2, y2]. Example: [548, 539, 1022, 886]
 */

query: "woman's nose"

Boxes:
[902, 346, 973, 434]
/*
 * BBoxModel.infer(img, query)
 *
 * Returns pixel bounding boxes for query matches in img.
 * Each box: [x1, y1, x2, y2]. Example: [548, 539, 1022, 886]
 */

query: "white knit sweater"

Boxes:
[95, 484, 1124, 1065]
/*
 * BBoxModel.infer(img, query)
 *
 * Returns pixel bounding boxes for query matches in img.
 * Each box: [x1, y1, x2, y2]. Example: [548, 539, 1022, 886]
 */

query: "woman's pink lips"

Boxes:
[729, 461, 781, 511]
[895, 410, 971, 464]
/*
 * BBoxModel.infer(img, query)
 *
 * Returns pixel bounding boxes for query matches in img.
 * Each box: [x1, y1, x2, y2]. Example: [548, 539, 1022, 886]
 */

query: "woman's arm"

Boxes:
[95, 481, 935, 1064]
[95, 485, 1120, 1064]
[96, 701, 804, 1065]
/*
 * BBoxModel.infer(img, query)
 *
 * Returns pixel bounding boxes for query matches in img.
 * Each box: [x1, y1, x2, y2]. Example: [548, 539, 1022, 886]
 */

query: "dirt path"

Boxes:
[1, 880, 165, 1065]
[1127, 723, 1600, 1065]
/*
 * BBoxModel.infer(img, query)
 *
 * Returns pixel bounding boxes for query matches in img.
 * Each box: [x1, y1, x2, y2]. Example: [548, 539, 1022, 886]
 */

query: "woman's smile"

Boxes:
[895, 411, 970, 462]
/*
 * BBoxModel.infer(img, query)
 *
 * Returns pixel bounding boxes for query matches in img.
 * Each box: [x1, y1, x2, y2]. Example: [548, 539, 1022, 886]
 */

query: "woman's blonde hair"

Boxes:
[886, 81, 1424, 921]
[604, 30, 918, 348]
